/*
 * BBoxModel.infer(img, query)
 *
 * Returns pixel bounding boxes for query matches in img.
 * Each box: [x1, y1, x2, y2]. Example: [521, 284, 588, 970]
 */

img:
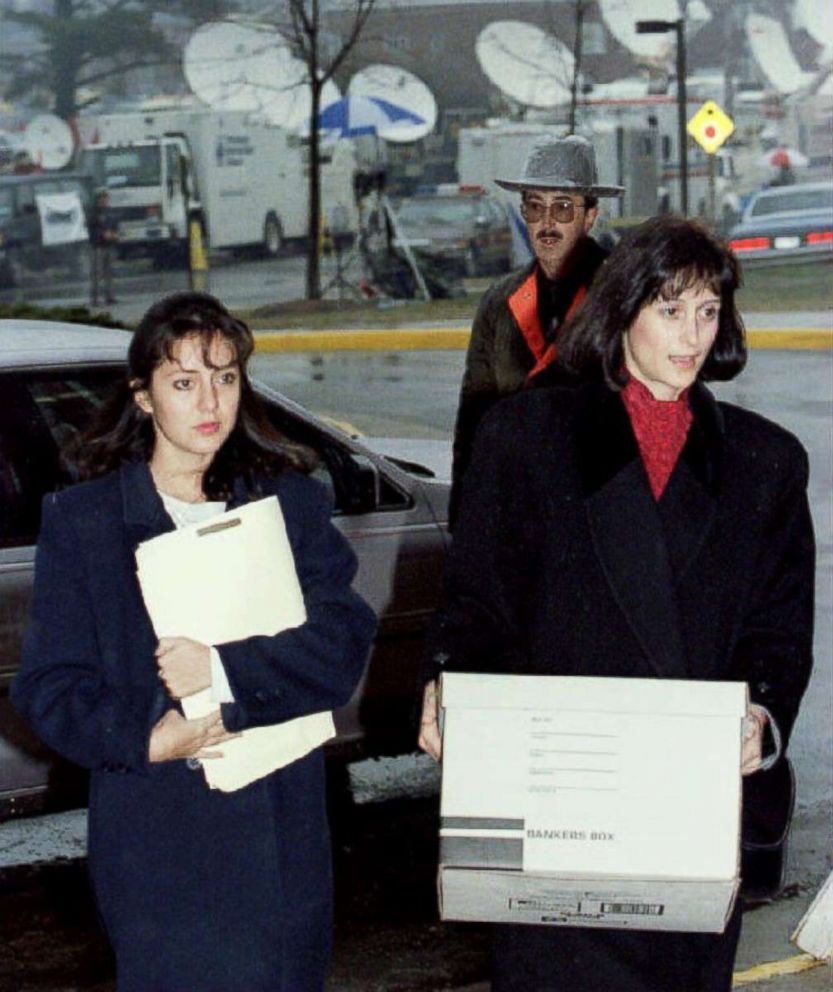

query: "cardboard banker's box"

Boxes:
[439, 673, 747, 933]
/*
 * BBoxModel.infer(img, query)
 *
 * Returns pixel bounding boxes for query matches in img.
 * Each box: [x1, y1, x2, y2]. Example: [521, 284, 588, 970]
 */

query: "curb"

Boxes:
[733, 953, 828, 985]
[446, 953, 830, 992]
[254, 328, 470, 352]
[253, 327, 833, 353]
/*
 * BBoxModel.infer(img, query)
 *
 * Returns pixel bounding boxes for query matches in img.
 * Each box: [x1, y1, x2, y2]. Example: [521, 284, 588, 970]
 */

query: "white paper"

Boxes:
[35, 192, 88, 245]
[135, 495, 335, 791]
[440, 673, 745, 878]
[522, 710, 739, 877]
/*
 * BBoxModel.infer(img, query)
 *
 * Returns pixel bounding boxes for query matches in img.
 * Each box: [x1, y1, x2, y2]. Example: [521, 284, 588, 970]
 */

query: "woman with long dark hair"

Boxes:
[13, 291, 376, 992]
[419, 217, 814, 990]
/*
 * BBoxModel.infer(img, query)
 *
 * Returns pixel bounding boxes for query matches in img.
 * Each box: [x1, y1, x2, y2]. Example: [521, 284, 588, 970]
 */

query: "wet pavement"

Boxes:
[0, 793, 830, 992]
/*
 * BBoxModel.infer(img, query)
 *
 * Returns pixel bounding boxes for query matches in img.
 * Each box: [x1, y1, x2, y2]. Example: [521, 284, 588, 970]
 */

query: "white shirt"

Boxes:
[158, 491, 235, 704]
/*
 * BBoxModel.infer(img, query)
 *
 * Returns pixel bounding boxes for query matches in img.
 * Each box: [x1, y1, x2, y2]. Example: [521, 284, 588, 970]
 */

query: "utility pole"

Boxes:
[569, 0, 585, 133]
[676, 17, 688, 215]
[637, 15, 689, 215]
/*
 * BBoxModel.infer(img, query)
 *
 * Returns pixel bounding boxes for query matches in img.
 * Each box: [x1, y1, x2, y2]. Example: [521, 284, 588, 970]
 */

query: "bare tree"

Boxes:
[270, 0, 376, 300]
[3, 1, 235, 121]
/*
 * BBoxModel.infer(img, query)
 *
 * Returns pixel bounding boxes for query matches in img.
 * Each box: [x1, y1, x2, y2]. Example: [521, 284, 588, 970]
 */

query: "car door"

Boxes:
[484, 197, 511, 271]
[12, 182, 41, 271]
[0, 366, 448, 815]
[0, 365, 123, 815]
[256, 387, 449, 757]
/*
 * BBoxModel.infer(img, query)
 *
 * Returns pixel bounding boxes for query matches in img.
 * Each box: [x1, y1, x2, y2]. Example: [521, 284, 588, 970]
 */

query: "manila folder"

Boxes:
[135, 495, 335, 792]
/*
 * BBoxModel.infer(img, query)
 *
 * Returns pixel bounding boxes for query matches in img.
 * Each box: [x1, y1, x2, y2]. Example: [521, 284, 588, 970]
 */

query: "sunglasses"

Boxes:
[520, 197, 582, 224]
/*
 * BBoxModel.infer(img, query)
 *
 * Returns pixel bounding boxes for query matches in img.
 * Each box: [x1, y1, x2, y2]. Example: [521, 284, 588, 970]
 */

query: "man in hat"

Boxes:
[448, 134, 623, 525]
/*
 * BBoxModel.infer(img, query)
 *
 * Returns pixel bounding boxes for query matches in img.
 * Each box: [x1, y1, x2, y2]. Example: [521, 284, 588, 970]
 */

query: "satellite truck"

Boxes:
[75, 108, 359, 265]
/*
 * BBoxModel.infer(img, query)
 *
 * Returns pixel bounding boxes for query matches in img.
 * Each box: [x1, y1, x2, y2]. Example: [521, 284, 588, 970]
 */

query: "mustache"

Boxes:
[536, 230, 563, 241]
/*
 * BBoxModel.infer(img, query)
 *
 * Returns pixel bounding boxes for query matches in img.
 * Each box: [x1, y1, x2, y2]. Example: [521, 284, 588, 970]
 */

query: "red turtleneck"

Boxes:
[621, 377, 693, 500]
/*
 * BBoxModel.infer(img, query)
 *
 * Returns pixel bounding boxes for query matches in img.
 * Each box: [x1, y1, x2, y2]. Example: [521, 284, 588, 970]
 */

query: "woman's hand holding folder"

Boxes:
[149, 707, 240, 763]
[156, 636, 212, 700]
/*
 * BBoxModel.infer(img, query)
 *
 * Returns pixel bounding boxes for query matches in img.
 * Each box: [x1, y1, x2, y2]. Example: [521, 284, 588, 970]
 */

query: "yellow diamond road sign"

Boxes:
[687, 100, 734, 154]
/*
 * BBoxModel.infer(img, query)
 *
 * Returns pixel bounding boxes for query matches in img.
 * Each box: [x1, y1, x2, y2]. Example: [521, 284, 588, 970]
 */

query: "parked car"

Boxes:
[728, 181, 833, 261]
[0, 171, 93, 288]
[393, 184, 512, 277]
[0, 319, 450, 817]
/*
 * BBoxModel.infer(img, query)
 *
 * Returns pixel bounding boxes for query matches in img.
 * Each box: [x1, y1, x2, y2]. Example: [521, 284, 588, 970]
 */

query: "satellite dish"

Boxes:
[275, 67, 341, 133]
[687, 0, 712, 23]
[598, 0, 679, 60]
[184, 21, 340, 131]
[476, 21, 575, 109]
[794, 0, 833, 54]
[22, 114, 74, 170]
[184, 22, 287, 112]
[348, 64, 437, 142]
[745, 13, 813, 95]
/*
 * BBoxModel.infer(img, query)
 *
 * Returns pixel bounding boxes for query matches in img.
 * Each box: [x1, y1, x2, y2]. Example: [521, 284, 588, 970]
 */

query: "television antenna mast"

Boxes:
[22, 114, 74, 170]
[476, 21, 575, 109]
[183, 20, 339, 129]
[348, 64, 437, 143]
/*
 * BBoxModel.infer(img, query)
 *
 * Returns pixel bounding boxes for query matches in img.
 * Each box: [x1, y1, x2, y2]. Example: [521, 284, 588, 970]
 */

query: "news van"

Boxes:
[77, 109, 358, 265]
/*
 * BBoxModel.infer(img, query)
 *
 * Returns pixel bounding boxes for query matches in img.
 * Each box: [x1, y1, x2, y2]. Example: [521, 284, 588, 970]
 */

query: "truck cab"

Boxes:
[78, 137, 197, 264]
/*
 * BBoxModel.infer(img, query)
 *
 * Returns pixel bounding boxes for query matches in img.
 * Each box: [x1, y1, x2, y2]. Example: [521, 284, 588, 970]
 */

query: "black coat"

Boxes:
[433, 381, 815, 991]
[450, 236, 607, 525]
[12, 461, 376, 992]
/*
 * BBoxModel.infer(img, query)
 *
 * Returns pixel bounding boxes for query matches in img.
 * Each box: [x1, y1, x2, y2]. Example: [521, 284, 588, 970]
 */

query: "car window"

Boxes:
[0, 188, 12, 220]
[32, 178, 90, 210]
[485, 199, 505, 223]
[397, 197, 476, 226]
[16, 184, 35, 216]
[0, 368, 410, 549]
[258, 393, 411, 516]
[0, 368, 121, 548]
[750, 187, 833, 217]
[80, 146, 162, 189]
[165, 144, 180, 189]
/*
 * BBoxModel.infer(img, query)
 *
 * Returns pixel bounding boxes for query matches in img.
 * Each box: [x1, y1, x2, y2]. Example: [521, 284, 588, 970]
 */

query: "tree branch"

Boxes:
[321, 0, 376, 83]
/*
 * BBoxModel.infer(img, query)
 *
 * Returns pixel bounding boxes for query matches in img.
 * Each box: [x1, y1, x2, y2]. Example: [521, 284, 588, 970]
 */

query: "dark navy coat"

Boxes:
[433, 381, 815, 991]
[12, 460, 376, 992]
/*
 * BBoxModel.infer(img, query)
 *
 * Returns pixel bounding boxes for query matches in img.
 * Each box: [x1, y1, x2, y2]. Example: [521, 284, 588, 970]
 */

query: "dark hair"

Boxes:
[559, 215, 746, 388]
[68, 291, 315, 496]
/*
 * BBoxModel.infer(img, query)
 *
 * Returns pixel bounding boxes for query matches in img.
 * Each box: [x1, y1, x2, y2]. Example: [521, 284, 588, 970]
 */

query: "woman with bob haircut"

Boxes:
[419, 217, 814, 990]
[12, 291, 376, 992]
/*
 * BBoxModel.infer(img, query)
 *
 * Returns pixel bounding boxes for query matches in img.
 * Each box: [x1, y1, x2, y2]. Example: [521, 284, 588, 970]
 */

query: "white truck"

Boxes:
[456, 121, 660, 265]
[76, 109, 358, 264]
[457, 116, 744, 229]
[457, 121, 660, 221]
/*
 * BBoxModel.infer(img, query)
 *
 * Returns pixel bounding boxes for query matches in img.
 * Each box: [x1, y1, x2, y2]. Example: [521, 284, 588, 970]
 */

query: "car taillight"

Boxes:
[730, 237, 770, 252]
[146, 205, 160, 218]
[806, 230, 833, 245]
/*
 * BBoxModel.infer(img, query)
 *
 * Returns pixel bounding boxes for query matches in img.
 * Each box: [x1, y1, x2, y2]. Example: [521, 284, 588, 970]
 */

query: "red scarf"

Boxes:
[621, 377, 692, 500]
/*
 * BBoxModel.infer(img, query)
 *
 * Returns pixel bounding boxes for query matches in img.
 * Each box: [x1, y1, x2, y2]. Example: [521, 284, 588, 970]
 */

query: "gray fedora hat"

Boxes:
[495, 134, 624, 197]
